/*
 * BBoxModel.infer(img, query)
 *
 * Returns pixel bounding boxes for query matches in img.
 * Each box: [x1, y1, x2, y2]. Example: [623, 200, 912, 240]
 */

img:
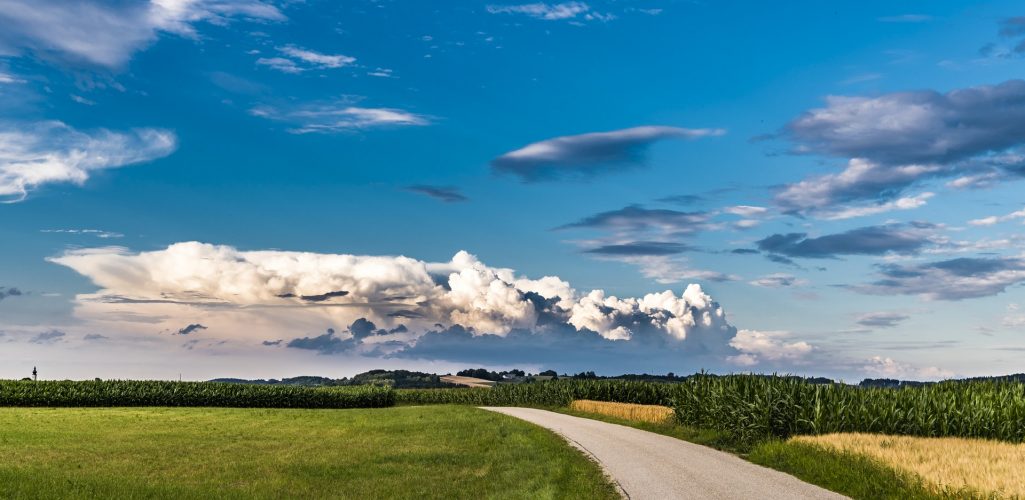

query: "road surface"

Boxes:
[481, 407, 847, 500]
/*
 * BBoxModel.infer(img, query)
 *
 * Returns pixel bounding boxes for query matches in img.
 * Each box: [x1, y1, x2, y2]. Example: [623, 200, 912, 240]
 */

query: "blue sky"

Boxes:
[2, 0, 1025, 381]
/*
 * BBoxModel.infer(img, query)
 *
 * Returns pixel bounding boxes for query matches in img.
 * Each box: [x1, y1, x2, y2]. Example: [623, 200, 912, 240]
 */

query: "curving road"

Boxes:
[482, 407, 847, 500]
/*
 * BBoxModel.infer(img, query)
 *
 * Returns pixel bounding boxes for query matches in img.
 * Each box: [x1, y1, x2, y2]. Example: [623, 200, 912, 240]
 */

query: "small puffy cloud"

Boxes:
[859, 257, 1025, 300]
[862, 356, 953, 380]
[0, 121, 177, 202]
[286, 328, 357, 354]
[30, 330, 66, 344]
[83, 333, 109, 341]
[0, 0, 285, 68]
[492, 126, 724, 182]
[856, 312, 910, 328]
[250, 101, 430, 133]
[749, 273, 803, 288]
[727, 330, 812, 366]
[406, 185, 468, 203]
[724, 205, 768, 217]
[486, 2, 596, 21]
[998, 17, 1025, 54]
[756, 224, 931, 259]
[0, 287, 24, 301]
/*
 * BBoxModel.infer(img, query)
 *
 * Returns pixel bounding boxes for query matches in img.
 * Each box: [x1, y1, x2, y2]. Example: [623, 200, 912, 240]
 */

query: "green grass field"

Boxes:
[0, 406, 619, 500]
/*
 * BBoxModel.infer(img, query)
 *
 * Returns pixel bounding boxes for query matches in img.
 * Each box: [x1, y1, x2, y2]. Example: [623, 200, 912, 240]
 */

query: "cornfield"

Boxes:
[0, 380, 394, 408]
[400, 376, 1025, 444]
[4, 375, 1022, 444]
[395, 379, 679, 407]
[671, 375, 1025, 444]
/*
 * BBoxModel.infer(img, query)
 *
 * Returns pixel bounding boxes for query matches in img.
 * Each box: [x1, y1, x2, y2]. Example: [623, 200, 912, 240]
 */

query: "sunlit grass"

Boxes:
[794, 433, 1025, 498]
[569, 400, 674, 424]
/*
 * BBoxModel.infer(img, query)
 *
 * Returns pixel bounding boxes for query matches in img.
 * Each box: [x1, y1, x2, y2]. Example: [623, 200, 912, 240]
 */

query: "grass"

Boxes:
[0, 406, 620, 500]
[568, 400, 674, 424]
[793, 433, 1024, 498]
[749, 440, 962, 499]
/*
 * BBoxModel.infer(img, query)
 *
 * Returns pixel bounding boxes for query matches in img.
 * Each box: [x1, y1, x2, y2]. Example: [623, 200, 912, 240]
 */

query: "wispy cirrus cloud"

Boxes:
[749, 273, 804, 288]
[0, 121, 177, 202]
[406, 185, 468, 203]
[856, 312, 910, 328]
[877, 14, 932, 23]
[756, 224, 932, 259]
[557, 205, 712, 235]
[968, 207, 1025, 226]
[485, 2, 612, 22]
[858, 257, 1025, 300]
[256, 45, 355, 73]
[40, 229, 123, 239]
[556, 205, 735, 283]
[492, 126, 724, 182]
[250, 101, 430, 133]
[0, 0, 285, 68]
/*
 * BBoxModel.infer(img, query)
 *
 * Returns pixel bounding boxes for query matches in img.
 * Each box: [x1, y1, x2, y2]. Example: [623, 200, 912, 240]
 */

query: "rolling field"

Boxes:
[0, 406, 619, 500]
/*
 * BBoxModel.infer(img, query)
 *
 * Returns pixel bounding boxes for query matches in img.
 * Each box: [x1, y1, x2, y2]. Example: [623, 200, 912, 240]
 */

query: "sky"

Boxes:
[2, 0, 1025, 381]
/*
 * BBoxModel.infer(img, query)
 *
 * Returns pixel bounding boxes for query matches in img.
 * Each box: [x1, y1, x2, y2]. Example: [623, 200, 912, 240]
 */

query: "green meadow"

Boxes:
[0, 406, 618, 500]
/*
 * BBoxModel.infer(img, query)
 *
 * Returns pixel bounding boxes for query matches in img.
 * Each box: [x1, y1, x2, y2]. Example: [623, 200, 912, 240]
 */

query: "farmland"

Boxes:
[2, 374, 1024, 499]
[0, 406, 619, 499]
[794, 433, 1025, 497]
[0, 379, 393, 408]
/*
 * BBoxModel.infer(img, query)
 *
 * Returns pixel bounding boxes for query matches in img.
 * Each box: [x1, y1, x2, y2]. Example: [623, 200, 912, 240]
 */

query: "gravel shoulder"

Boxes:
[482, 407, 848, 500]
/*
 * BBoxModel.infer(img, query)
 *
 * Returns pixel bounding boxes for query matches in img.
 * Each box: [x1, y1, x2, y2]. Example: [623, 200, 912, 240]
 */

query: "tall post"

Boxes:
[32, 366, 37, 381]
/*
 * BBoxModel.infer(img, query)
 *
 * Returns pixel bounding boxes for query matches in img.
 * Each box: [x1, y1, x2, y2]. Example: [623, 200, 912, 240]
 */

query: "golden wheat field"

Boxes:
[794, 433, 1025, 498]
[569, 399, 675, 424]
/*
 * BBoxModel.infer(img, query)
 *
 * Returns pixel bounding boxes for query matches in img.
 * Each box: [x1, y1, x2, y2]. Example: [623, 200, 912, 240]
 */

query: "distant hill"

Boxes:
[211, 370, 458, 389]
[212, 370, 1025, 389]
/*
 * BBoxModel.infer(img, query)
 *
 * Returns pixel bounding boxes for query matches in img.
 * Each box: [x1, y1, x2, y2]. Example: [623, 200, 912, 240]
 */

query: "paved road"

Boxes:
[481, 407, 847, 500]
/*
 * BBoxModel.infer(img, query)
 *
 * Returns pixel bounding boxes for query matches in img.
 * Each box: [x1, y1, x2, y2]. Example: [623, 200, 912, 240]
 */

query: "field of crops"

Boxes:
[0, 380, 393, 408]
[397, 375, 1025, 444]
[672, 375, 1025, 443]
[395, 379, 675, 407]
[4, 375, 1023, 444]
